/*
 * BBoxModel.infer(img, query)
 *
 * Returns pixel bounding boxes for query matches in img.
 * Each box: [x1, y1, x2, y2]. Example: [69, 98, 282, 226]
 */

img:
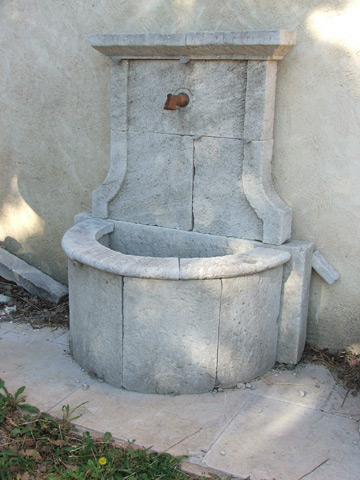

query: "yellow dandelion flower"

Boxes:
[99, 457, 107, 465]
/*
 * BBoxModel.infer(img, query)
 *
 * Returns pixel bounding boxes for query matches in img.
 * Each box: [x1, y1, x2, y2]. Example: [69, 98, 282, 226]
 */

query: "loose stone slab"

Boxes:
[0, 248, 68, 303]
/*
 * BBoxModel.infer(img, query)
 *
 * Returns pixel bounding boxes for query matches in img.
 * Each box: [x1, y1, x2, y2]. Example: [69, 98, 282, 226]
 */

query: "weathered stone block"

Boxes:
[243, 140, 292, 244]
[217, 267, 283, 385]
[127, 60, 247, 138]
[108, 131, 193, 229]
[193, 136, 262, 240]
[92, 62, 129, 218]
[122, 278, 221, 394]
[244, 61, 277, 141]
[275, 241, 314, 364]
[68, 261, 123, 387]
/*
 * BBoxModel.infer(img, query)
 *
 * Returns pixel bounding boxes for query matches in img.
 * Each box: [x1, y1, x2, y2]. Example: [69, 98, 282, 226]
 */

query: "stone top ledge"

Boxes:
[89, 30, 296, 61]
[62, 218, 291, 280]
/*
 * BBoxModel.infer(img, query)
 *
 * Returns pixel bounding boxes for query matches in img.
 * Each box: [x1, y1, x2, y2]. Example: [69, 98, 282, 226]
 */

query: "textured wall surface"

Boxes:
[1, 0, 360, 351]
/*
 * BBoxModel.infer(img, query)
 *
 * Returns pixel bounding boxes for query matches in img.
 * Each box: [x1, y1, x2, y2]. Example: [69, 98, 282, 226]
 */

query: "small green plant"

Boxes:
[0, 380, 225, 479]
[0, 379, 39, 422]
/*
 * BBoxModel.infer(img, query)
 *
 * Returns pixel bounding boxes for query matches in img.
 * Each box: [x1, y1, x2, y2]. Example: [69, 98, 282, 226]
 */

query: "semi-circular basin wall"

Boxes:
[62, 218, 291, 394]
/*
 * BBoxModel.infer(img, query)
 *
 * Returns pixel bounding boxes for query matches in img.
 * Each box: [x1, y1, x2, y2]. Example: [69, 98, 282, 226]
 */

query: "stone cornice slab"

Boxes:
[89, 30, 296, 60]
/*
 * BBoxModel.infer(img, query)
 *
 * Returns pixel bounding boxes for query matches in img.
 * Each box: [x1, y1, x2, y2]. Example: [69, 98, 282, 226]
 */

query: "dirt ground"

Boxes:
[0, 275, 359, 394]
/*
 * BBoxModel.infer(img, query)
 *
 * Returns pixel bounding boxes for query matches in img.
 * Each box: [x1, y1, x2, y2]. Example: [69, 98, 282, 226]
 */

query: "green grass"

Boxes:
[1, 380, 232, 480]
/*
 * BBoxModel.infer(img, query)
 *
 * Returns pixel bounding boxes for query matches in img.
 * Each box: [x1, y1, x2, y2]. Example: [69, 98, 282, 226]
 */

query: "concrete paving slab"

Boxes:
[52, 330, 70, 346]
[49, 385, 250, 457]
[0, 330, 87, 411]
[0, 325, 358, 480]
[0, 320, 68, 340]
[204, 395, 360, 480]
[252, 363, 335, 410]
[326, 384, 360, 419]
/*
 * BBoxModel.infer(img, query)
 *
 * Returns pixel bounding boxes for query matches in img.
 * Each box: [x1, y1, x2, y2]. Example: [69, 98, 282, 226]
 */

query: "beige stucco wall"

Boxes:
[1, 0, 359, 351]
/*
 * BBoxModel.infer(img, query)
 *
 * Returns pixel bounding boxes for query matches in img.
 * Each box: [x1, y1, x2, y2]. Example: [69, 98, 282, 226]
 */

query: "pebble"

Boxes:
[245, 383, 254, 390]
[299, 390, 306, 397]
[220, 451, 226, 456]
[0, 294, 11, 303]
[82, 384, 89, 390]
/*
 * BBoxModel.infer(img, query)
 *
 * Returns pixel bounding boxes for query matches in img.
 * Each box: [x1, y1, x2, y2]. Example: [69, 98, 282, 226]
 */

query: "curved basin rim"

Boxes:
[61, 218, 291, 280]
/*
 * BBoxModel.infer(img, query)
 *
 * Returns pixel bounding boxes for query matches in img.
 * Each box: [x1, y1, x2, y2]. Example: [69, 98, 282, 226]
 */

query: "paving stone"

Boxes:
[204, 395, 360, 480]
[0, 321, 68, 340]
[0, 331, 86, 411]
[252, 364, 336, 410]
[49, 384, 250, 457]
[325, 384, 360, 419]
[53, 330, 70, 346]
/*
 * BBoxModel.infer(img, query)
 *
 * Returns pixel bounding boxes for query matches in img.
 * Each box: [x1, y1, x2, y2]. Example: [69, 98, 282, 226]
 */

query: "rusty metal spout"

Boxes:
[164, 93, 189, 110]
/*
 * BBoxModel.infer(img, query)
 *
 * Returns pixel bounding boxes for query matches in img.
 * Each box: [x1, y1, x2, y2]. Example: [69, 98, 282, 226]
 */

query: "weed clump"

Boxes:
[0, 380, 205, 480]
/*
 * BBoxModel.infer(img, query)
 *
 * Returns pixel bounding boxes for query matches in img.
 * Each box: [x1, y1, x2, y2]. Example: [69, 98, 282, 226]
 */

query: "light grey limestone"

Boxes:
[312, 250, 339, 285]
[122, 277, 221, 394]
[89, 33, 293, 245]
[275, 240, 313, 364]
[127, 60, 247, 138]
[90, 31, 296, 60]
[63, 218, 290, 281]
[193, 136, 262, 239]
[243, 140, 292, 244]
[62, 219, 180, 280]
[64, 217, 313, 369]
[217, 266, 283, 385]
[62, 31, 305, 393]
[179, 247, 290, 280]
[244, 61, 277, 141]
[108, 131, 193, 229]
[0, 248, 68, 303]
[69, 260, 123, 387]
[92, 61, 129, 218]
[109, 220, 239, 258]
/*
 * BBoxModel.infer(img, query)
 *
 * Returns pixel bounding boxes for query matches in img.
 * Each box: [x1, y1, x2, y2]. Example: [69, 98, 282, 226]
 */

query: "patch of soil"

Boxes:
[302, 343, 360, 393]
[0, 276, 69, 329]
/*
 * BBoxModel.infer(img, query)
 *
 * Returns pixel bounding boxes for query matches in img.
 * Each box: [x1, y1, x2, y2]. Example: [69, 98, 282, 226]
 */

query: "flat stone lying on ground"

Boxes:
[0, 248, 68, 303]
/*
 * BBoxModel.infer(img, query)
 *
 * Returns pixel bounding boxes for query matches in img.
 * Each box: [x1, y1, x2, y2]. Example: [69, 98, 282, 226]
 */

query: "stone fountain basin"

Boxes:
[62, 217, 291, 394]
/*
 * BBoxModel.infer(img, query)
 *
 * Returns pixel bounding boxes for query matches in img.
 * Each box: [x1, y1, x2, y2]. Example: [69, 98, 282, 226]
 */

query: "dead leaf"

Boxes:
[65, 464, 77, 472]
